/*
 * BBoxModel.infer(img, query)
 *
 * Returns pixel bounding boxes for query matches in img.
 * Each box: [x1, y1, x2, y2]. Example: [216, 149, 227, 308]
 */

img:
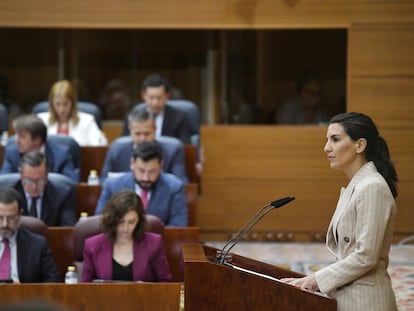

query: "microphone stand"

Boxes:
[217, 196, 295, 264]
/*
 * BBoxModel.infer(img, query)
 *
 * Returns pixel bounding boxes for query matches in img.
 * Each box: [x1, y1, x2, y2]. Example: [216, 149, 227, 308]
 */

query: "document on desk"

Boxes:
[226, 263, 329, 298]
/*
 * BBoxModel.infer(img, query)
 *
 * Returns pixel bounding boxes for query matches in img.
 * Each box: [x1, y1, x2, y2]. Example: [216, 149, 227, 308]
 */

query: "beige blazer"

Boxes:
[38, 111, 107, 146]
[315, 161, 397, 311]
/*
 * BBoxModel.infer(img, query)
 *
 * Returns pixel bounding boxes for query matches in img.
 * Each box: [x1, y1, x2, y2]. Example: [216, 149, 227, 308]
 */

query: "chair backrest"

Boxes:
[19, 215, 48, 237]
[0, 173, 19, 187]
[0, 103, 8, 133]
[47, 134, 81, 170]
[167, 100, 200, 136]
[73, 214, 165, 261]
[33, 101, 103, 129]
[0, 172, 75, 188]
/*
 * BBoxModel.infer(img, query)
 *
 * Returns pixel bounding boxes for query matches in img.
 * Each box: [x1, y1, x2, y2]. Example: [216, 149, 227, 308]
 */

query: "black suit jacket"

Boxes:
[160, 105, 191, 144]
[121, 104, 191, 144]
[14, 180, 76, 226]
[16, 227, 60, 283]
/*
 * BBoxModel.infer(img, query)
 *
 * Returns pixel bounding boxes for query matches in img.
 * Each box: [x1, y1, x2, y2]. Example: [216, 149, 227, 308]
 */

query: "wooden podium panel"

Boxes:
[183, 244, 336, 311]
[0, 283, 182, 311]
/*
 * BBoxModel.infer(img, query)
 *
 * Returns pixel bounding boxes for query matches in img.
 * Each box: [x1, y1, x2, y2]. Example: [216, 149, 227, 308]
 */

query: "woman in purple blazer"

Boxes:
[82, 189, 172, 282]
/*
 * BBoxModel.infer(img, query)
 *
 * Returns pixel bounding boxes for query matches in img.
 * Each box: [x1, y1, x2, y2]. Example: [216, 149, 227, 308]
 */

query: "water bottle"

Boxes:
[1, 131, 8, 146]
[87, 170, 100, 185]
[64, 266, 78, 284]
[79, 212, 88, 221]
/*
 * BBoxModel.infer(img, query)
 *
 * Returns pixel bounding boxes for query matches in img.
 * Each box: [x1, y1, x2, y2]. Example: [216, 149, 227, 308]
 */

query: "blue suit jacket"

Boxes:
[0, 141, 78, 182]
[82, 232, 172, 282]
[100, 136, 188, 184]
[16, 227, 60, 283]
[14, 180, 77, 226]
[95, 171, 187, 226]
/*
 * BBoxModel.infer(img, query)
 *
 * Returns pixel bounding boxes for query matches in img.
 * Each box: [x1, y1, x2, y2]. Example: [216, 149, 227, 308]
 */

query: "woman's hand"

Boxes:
[281, 274, 320, 292]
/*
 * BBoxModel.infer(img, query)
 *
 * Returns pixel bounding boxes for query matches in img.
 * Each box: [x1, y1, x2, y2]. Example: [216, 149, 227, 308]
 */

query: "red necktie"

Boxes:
[0, 239, 11, 279]
[141, 190, 148, 210]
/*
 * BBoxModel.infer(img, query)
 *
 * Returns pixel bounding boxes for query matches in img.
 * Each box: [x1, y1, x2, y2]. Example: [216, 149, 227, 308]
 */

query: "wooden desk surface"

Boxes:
[0, 283, 182, 311]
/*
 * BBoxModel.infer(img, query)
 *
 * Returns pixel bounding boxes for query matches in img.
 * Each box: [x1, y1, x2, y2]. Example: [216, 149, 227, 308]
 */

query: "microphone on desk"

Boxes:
[217, 196, 295, 265]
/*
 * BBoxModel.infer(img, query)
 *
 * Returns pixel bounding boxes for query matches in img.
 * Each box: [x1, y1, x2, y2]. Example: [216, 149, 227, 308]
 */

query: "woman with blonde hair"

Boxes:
[37, 80, 107, 146]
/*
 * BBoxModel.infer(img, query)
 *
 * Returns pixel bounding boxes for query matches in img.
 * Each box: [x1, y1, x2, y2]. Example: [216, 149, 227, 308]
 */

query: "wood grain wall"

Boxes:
[0, 1, 414, 28]
[1, 0, 413, 241]
[198, 126, 414, 242]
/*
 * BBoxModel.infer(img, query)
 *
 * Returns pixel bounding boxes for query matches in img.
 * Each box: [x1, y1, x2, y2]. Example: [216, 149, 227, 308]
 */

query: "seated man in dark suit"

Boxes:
[12, 151, 76, 226]
[0, 187, 60, 283]
[0, 114, 78, 182]
[121, 73, 192, 144]
[101, 109, 188, 183]
[95, 141, 187, 227]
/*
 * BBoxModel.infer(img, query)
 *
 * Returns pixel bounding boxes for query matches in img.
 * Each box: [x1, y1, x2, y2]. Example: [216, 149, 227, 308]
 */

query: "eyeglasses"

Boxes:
[22, 177, 47, 186]
[0, 215, 19, 223]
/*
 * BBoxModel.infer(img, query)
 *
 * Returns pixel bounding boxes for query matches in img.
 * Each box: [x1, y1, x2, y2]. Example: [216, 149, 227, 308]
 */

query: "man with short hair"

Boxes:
[96, 141, 187, 227]
[0, 114, 78, 182]
[0, 187, 60, 283]
[101, 108, 188, 183]
[13, 151, 76, 226]
[121, 73, 191, 144]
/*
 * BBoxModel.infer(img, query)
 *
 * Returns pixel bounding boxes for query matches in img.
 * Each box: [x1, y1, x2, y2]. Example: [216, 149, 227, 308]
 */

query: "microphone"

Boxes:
[217, 196, 295, 264]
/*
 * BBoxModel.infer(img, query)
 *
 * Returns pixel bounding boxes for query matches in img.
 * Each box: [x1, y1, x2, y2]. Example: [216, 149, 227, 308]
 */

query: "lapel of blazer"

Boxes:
[40, 182, 53, 223]
[146, 173, 166, 214]
[326, 162, 376, 250]
[330, 185, 356, 246]
[97, 236, 114, 280]
[161, 105, 175, 136]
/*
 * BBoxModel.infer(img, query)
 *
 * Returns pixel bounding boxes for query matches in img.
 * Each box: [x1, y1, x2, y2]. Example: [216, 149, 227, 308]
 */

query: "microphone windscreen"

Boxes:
[270, 196, 295, 208]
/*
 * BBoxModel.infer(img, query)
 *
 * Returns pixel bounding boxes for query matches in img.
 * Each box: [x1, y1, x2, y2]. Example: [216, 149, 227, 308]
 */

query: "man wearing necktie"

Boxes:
[95, 141, 187, 226]
[14, 151, 76, 226]
[0, 187, 59, 282]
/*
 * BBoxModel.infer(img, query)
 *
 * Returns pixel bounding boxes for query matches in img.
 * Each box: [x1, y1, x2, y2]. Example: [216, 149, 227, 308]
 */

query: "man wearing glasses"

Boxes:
[13, 151, 76, 226]
[0, 187, 59, 282]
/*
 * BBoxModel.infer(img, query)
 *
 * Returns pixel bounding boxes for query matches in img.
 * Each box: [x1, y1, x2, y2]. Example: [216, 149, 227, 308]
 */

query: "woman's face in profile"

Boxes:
[116, 210, 139, 240]
[52, 94, 72, 122]
[324, 123, 358, 173]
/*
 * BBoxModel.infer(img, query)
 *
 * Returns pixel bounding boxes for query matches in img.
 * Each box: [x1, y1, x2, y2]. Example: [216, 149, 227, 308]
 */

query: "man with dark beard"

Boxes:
[0, 187, 59, 283]
[95, 141, 187, 226]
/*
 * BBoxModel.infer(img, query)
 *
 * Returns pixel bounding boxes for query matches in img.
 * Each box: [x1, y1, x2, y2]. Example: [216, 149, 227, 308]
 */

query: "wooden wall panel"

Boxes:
[202, 126, 339, 180]
[349, 24, 414, 77]
[348, 23, 414, 127]
[348, 78, 414, 128]
[198, 179, 340, 232]
[1, 1, 414, 29]
[198, 126, 414, 240]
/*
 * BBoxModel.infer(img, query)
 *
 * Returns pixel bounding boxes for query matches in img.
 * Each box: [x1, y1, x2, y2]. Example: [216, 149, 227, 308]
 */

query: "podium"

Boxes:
[183, 243, 336, 311]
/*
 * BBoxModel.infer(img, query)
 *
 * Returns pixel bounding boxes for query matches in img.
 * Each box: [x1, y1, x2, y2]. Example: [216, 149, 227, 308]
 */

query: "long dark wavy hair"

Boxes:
[102, 189, 147, 242]
[329, 112, 398, 198]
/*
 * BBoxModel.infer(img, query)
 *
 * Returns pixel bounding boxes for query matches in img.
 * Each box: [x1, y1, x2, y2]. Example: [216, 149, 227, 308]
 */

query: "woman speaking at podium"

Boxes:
[282, 112, 398, 311]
